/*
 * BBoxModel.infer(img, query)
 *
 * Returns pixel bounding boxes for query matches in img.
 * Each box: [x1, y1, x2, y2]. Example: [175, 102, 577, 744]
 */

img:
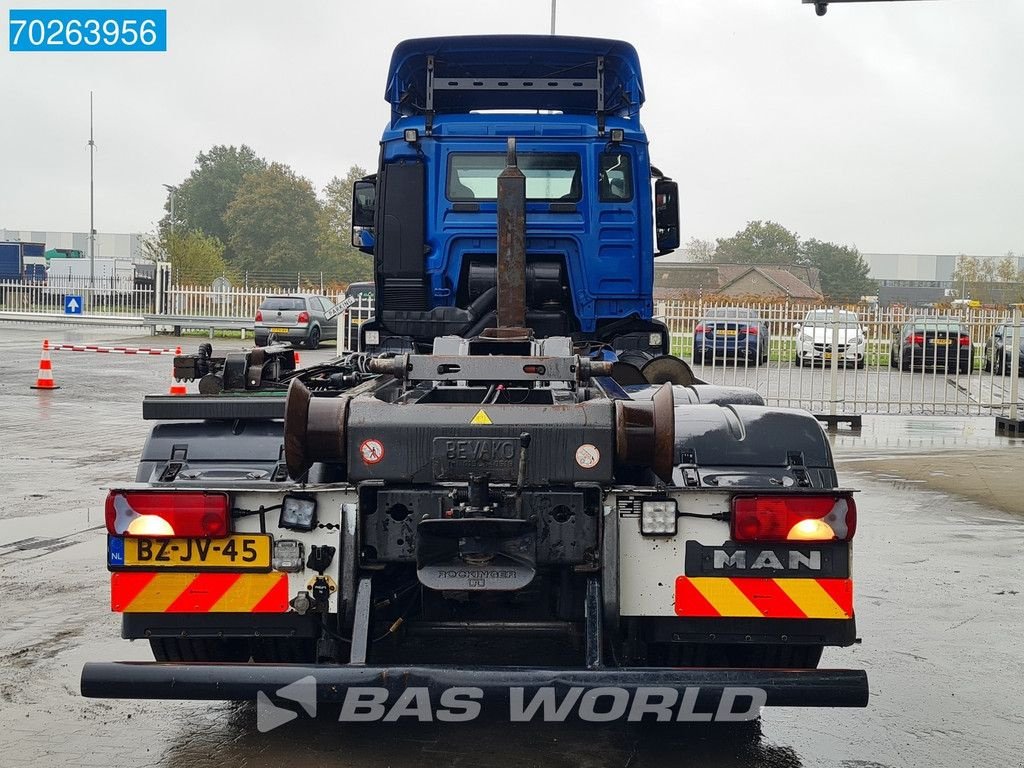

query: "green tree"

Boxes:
[951, 255, 982, 300]
[317, 165, 373, 283]
[714, 221, 802, 265]
[162, 145, 267, 258]
[995, 252, 1019, 283]
[225, 163, 321, 275]
[801, 239, 875, 303]
[142, 231, 229, 285]
[684, 237, 716, 263]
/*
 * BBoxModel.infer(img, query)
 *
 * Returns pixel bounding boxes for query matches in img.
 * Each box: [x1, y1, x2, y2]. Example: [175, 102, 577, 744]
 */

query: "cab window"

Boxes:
[599, 152, 633, 202]
[447, 153, 581, 202]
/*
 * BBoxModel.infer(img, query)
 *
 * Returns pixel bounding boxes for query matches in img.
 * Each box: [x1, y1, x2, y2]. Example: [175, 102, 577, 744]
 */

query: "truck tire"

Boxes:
[149, 638, 251, 662]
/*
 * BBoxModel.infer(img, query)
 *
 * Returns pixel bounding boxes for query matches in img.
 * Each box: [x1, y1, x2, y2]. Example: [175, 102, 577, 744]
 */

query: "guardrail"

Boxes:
[143, 314, 254, 339]
[0, 310, 148, 327]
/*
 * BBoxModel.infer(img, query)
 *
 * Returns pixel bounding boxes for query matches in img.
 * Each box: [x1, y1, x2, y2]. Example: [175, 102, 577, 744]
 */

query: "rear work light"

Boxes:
[731, 495, 856, 543]
[105, 491, 230, 538]
[255, 310, 263, 322]
[297, 311, 310, 324]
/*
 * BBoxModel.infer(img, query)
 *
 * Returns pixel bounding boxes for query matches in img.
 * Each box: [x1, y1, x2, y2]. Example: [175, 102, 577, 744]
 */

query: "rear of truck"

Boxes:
[85, 347, 866, 716]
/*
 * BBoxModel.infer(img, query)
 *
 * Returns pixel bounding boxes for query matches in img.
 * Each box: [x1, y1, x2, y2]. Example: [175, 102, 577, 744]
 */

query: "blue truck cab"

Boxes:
[352, 36, 680, 356]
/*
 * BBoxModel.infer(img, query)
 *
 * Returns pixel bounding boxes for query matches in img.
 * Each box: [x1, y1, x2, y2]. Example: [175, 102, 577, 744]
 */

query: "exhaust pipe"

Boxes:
[484, 137, 529, 338]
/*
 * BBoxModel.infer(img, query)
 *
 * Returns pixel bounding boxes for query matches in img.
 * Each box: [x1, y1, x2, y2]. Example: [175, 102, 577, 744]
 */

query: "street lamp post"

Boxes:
[162, 184, 177, 237]
[550, 0, 557, 34]
[89, 91, 96, 287]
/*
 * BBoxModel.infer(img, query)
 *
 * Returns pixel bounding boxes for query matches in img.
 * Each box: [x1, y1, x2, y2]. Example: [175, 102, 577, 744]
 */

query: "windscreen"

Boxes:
[914, 322, 965, 334]
[447, 153, 581, 202]
[707, 308, 760, 320]
[260, 297, 305, 311]
[804, 311, 860, 325]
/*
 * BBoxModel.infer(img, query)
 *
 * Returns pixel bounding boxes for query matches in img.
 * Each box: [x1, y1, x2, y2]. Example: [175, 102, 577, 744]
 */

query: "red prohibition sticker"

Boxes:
[359, 439, 385, 465]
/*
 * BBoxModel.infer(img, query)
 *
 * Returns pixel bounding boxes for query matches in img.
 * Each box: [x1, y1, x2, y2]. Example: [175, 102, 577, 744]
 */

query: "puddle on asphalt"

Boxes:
[828, 415, 1024, 459]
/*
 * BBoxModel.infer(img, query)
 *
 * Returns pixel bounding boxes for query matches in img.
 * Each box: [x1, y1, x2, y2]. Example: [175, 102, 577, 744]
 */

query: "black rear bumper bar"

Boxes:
[81, 662, 868, 709]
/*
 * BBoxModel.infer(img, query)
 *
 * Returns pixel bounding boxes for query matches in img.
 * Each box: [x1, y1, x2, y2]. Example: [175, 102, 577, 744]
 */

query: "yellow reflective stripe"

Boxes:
[775, 579, 850, 619]
[209, 574, 282, 612]
[687, 577, 762, 617]
[123, 573, 198, 612]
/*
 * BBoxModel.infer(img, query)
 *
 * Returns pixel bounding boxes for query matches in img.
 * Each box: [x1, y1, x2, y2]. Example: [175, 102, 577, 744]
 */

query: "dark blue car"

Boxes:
[692, 307, 769, 366]
[984, 323, 1024, 376]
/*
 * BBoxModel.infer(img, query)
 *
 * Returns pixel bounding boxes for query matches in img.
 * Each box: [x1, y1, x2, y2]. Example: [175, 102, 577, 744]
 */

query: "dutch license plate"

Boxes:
[824, 352, 833, 359]
[270, 327, 289, 334]
[933, 339, 951, 346]
[719, 329, 738, 336]
[111, 534, 272, 570]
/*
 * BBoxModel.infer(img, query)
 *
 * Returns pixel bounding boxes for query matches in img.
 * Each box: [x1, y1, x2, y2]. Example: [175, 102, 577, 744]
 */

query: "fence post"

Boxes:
[1009, 309, 1021, 423]
[829, 307, 840, 416]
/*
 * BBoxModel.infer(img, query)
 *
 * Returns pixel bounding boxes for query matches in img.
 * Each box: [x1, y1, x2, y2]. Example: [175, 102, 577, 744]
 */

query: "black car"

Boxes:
[889, 319, 972, 374]
[983, 323, 1024, 375]
[691, 307, 769, 366]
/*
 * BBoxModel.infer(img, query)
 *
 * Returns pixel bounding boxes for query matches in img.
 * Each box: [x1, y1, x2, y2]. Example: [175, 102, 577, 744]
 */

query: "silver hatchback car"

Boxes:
[254, 294, 338, 349]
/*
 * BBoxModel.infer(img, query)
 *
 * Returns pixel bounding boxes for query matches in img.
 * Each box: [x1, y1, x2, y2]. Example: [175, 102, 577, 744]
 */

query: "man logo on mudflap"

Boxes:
[712, 549, 822, 571]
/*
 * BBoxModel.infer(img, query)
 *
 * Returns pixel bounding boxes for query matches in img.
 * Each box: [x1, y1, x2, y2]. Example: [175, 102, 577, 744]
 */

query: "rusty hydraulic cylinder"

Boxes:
[494, 137, 528, 334]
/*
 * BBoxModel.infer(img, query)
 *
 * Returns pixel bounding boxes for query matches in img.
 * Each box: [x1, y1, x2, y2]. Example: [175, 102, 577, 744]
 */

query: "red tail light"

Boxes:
[906, 334, 924, 345]
[959, 335, 971, 347]
[297, 311, 310, 324]
[105, 491, 230, 538]
[731, 495, 856, 543]
[695, 324, 707, 334]
[745, 326, 759, 335]
[255, 310, 263, 322]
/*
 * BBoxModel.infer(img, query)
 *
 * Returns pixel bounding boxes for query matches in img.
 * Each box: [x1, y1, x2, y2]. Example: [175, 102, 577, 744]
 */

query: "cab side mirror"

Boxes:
[654, 178, 680, 255]
[351, 179, 376, 249]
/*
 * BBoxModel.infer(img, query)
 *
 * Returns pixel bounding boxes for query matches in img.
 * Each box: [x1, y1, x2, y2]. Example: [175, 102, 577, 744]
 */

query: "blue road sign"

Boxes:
[64, 295, 83, 315]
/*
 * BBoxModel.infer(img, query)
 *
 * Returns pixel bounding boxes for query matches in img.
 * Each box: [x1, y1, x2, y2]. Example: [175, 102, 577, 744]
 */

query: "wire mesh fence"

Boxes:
[2, 282, 1020, 417]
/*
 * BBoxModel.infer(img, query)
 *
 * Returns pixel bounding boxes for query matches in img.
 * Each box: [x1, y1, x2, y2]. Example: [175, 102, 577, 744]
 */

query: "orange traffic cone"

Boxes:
[168, 363, 187, 396]
[30, 340, 60, 390]
[293, 350, 302, 368]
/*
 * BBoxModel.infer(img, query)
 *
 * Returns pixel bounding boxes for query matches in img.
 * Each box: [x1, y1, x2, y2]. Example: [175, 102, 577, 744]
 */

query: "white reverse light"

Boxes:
[279, 495, 318, 532]
[641, 499, 678, 536]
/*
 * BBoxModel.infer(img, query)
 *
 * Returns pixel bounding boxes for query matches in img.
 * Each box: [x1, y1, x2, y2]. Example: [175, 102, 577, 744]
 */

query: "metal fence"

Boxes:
[3, 281, 1021, 417]
[654, 300, 1023, 417]
[0, 278, 154, 315]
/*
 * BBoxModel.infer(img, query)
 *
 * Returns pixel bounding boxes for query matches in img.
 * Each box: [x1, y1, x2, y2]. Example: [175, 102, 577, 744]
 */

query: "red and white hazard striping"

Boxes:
[44, 340, 181, 356]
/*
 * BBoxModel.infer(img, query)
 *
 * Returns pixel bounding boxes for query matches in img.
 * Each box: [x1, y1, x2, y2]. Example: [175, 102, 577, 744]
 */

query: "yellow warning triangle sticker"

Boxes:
[470, 409, 493, 425]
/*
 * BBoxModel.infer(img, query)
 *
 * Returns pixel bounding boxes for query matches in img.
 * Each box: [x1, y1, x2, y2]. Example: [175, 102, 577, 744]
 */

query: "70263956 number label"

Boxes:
[9, 9, 166, 52]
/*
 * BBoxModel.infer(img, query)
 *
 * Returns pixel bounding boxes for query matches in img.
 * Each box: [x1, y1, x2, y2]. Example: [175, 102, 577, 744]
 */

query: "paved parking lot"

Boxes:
[0, 324, 1022, 767]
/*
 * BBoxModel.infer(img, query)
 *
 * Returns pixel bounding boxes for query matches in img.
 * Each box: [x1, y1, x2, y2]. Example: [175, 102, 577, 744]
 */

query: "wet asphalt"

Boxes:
[0, 324, 1022, 768]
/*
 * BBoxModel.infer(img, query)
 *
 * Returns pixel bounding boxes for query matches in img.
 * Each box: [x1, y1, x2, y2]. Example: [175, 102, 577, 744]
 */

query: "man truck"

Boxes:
[82, 36, 867, 719]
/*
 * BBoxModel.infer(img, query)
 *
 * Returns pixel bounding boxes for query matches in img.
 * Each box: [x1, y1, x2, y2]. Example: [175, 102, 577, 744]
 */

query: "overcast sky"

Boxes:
[1, 0, 1021, 255]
